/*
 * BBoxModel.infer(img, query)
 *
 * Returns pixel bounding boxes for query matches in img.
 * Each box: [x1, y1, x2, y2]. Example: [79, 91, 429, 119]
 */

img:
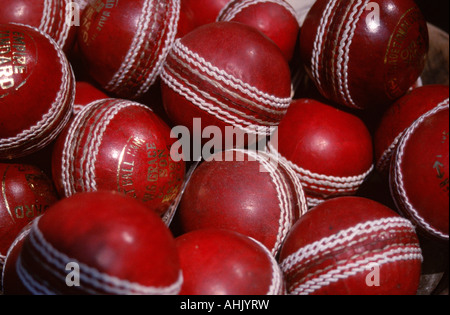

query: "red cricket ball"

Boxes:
[279, 196, 423, 295]
[0, 0, 78, 52]
[51, 98, 186, 218]
[300, 0, 429, 110]
[173, 149, 308, 256]
[390, 103, 449, 241]
[176, 229, 285, 295]
[375, 85, 449, 174]
[0, 23, 75, 160]
[12, 191, 183, 295]
[177, 0, 233, 38]
[269, 99, 374, 208]
[73, 81, 109, 115]
[161, 21, 292, 150]
[0, 163, 59, 269]
[217, 0, 300, 61]
[77, 0, 180, 99]
[1, 223, 31, 295]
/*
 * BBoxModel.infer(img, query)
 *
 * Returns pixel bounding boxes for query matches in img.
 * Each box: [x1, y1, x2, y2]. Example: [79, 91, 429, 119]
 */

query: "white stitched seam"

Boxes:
[172, 40, 292, 108]
[393, 102, 449, 240]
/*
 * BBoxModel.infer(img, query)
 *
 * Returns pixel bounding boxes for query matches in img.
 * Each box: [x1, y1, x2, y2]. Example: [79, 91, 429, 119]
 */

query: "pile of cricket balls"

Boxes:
[0, 0, 448, 295]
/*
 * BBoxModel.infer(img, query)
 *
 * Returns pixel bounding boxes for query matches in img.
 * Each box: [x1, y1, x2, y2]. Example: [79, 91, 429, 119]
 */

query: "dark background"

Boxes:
[415, 0, 449, 32]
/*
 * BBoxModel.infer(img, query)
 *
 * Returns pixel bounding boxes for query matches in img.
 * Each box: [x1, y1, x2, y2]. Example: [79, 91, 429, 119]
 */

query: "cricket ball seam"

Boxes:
[248, 237, 286, 295]
[218, 0, 300, 26]
[161, 68, 276, 136]
[168, 47, 288, 117]
[377, 98, 450, 172]
[164, 60, 283, 125]
[0, 23, 74, 156]
[60, 98, 115, 197]
[392, 102, 450, 240]
[280, 216, 416, 271]
[289, 245, 422, 295]
[104, 0, 180, 99]
[239, 149, 297, 256]
[83, 101, 152, 192]
[311, 0, 369, 109]
[335, 0, 369, 109]
[311, 0, 339, 93]
[270, 151, 309, 218]
[267, 143, 373, 192]
[1, 224, 31, 290]
[17, 217, 184, 295]
[171, 40, 292, 108]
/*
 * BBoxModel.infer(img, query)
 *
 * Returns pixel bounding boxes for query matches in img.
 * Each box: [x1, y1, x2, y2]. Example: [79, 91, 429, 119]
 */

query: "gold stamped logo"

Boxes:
[384, 7, 428, 100]
[0, 29, 35, 98]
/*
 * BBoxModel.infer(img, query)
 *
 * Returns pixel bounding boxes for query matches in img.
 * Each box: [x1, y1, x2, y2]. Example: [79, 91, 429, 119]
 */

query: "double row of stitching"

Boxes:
[377, 98, 450, 172]
[161, 67, 276, 136]
[311, 0, 368, 109]
[280, 217, 417, 273]
[268, 143, 373, 194]
[392, 101, 449, 240]
[171, 40, 292, 110]
[17, 218, 183, 295]
[238, 149, 296, 256]
[0, 24, 74, 157]
[105, 0, 180, 98]
[288, 244, 422, 295]
[218, 0, 300, 26]
[83, 101, 152, 192]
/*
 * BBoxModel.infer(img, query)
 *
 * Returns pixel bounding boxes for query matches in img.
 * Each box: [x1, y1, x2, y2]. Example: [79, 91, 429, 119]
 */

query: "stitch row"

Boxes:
[392, 102, 449, 240]
[17, 217, 183, 295]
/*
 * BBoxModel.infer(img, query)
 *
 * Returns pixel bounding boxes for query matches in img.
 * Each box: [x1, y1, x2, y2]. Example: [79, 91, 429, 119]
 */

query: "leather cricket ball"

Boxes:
[217, 0, 300, 61]
[73, 81, 109, 115]
[176, 229, 285, 295]
[173, 149, 308, 256]
[51, 98, 186, 218]
[375, 85, 449, 175]
[11, 191, 183, 295]
[77, 0, 180, 100]
[0, 23, 75, 160]
[177, 0, 232, 38]
[300, 0, 429, 110]
[390, 103, 449, 241]
[279, 196, 423, 295]
[0, 0, 78, 52]
[0, 163, 58, 281]
[161, 21, 292, 150]
[268, 99, 374, 208]
[1, 222, 31, 295]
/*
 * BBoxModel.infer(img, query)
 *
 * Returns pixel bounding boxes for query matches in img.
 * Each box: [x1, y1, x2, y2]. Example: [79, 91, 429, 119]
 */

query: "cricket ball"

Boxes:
[77, 0, 180, 100]
[0, 23, 75, 160]
[161, 21, 292, 150]
[51, 98, 186, 218]
[217, 0, 300, 62]
[73, 81, 109, 115]
[0, 0, 78, 52]
[375, 85, 450, 174]
[0, 163, 59, 275]
[176, 229, 285, 295]
[279, 196, 423, 295]
[390, 103, 449, 241]
[177, 0, 232, 38]
[268, 99, 374, 208]
[1, 223, 31, 295]
[299, 0, 429, 110]
[173, 149, 308, 256]
[12, 191, 183, 295]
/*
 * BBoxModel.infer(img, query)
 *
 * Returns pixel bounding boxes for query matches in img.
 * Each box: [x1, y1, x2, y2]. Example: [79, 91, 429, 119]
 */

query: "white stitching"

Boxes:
[392, 102, 449, 240]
